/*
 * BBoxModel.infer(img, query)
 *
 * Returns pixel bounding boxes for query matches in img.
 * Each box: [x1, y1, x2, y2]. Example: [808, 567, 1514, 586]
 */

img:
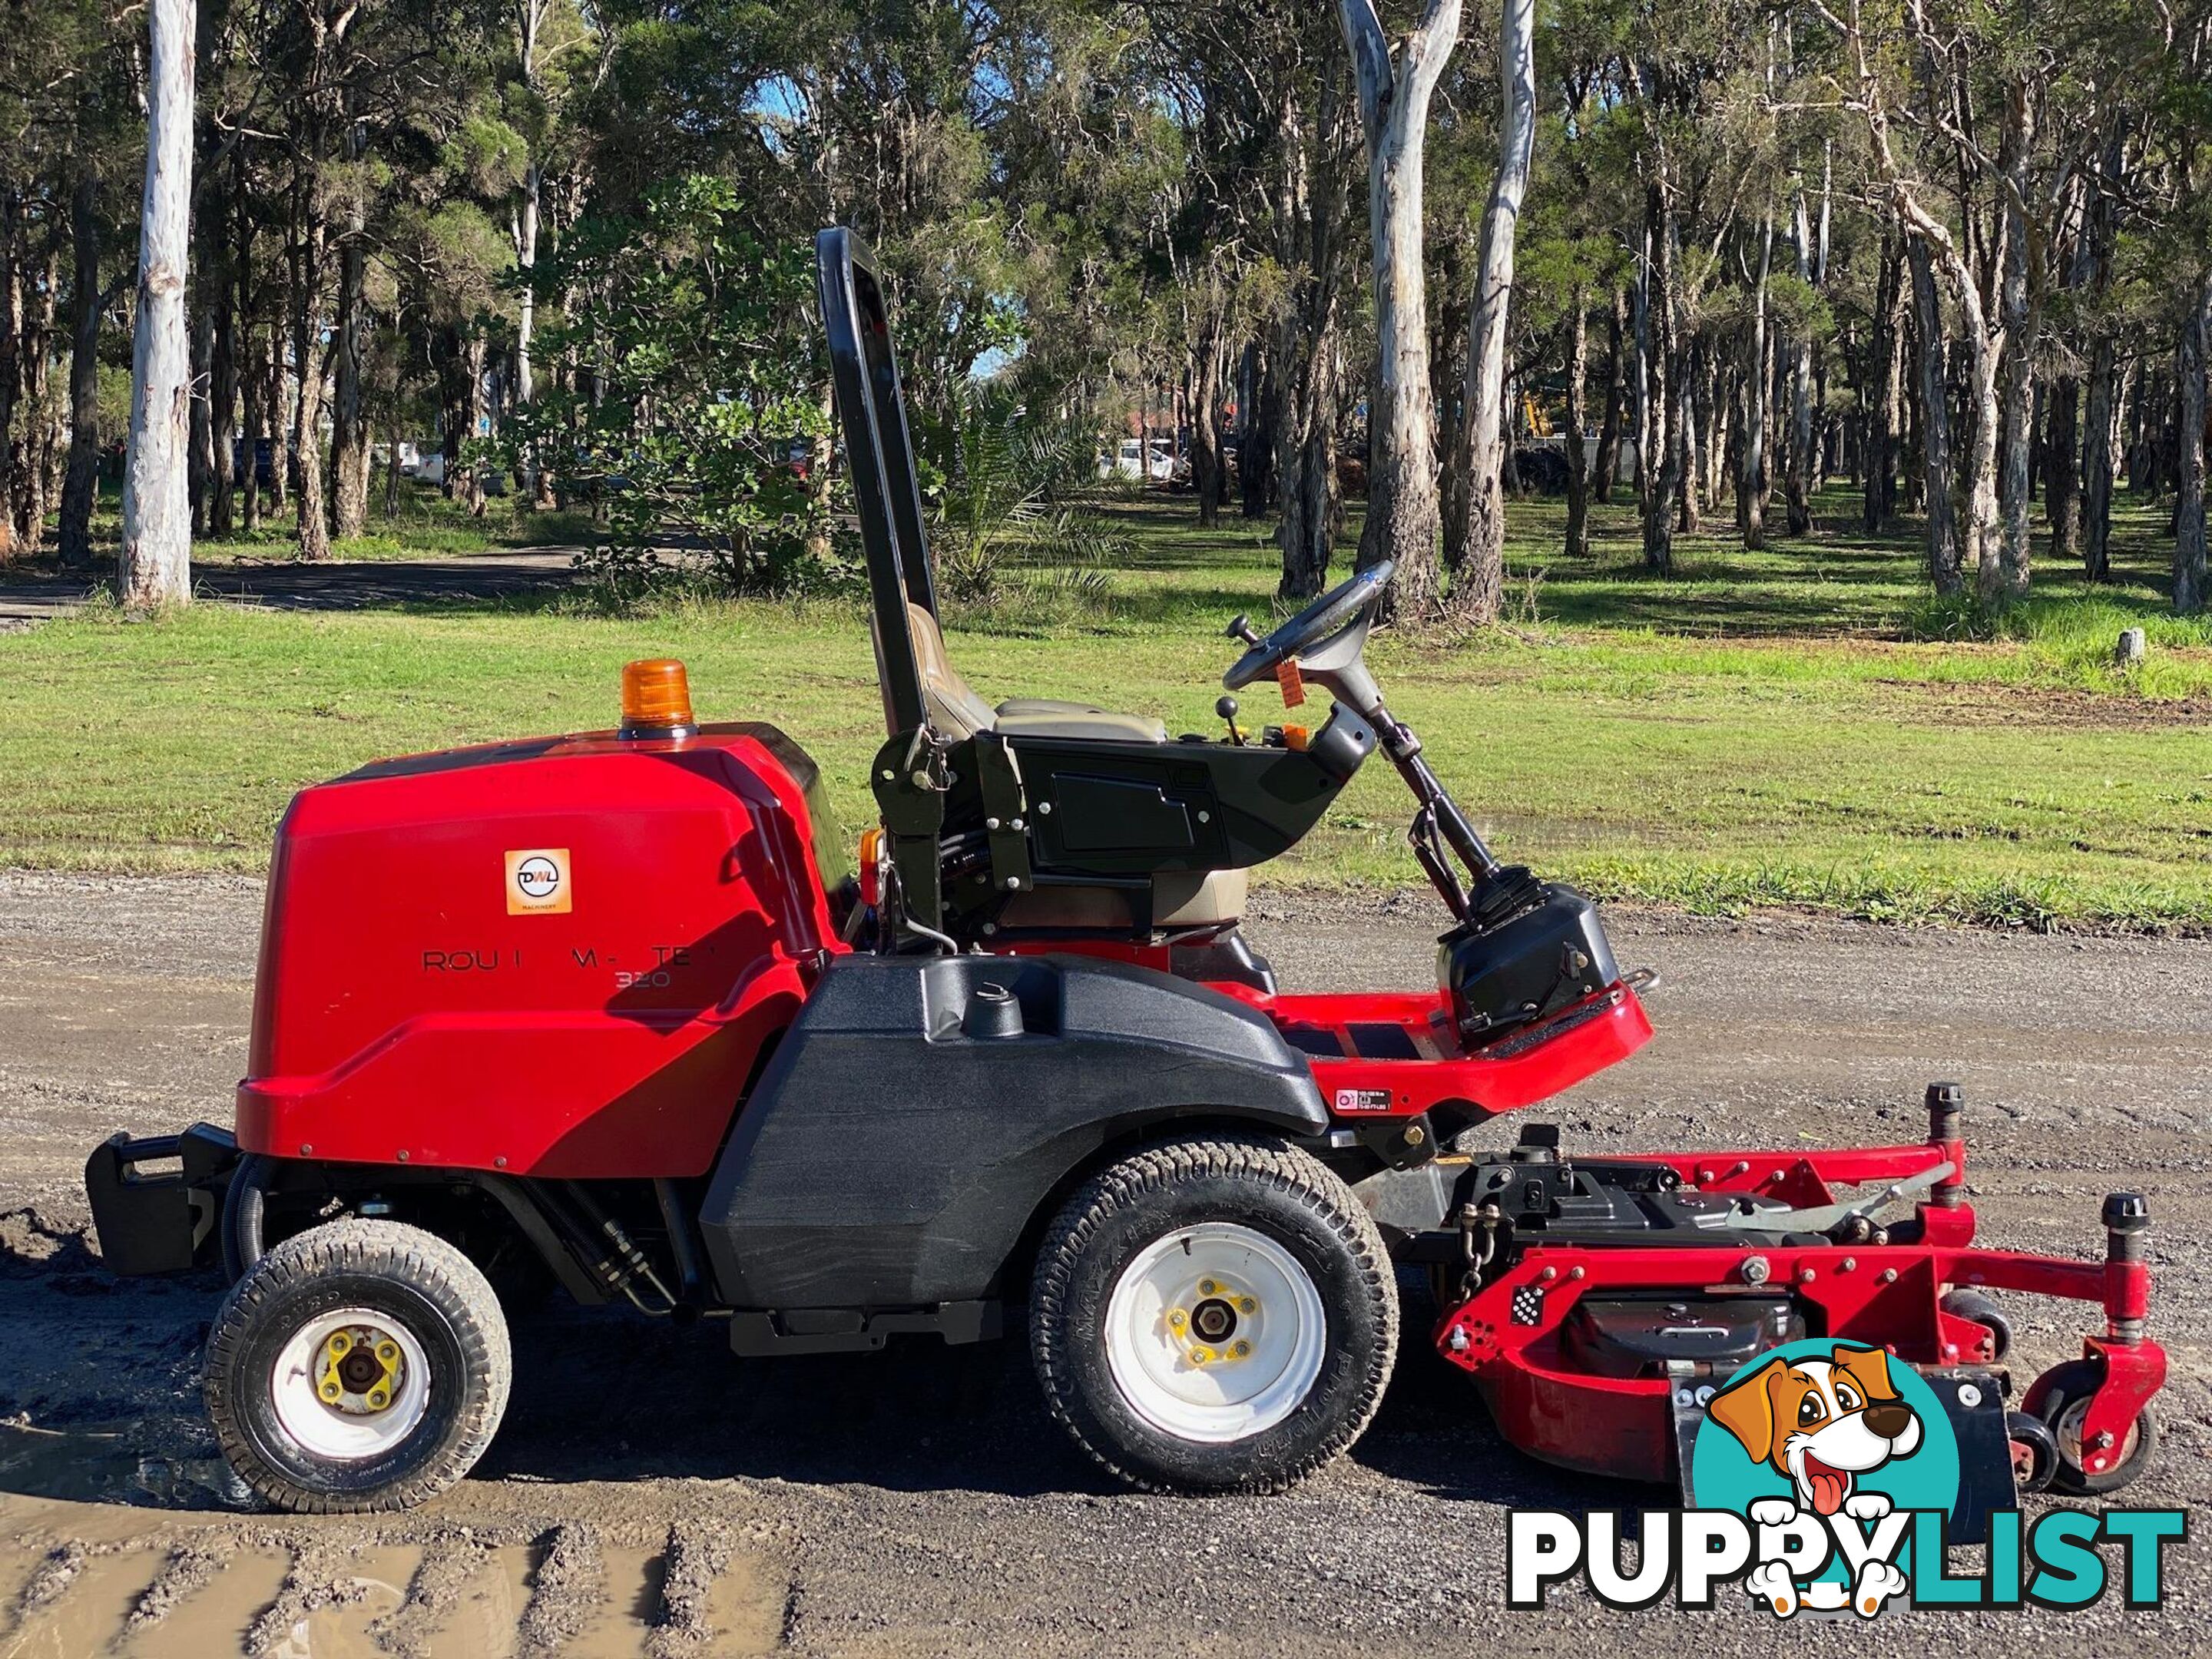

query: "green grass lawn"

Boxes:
[4, 485, 2209, 929]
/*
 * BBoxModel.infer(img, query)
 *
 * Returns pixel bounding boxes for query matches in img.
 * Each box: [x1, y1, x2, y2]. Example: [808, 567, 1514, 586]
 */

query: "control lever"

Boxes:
[1224, 614, 1264, 649]
[1215, 694, 1247, 747]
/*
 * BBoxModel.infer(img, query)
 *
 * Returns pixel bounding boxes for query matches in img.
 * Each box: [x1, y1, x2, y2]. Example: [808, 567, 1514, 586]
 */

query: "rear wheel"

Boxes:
[204, 1217, 511, 1513]
[1030, 1134, 1396, 1493]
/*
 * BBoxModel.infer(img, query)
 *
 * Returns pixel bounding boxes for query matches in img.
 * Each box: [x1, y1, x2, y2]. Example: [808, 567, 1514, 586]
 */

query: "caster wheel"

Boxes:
[2005, 1409, 2058, 1493]
[1940, 1289, 2012, 1362]
[205, 1218, 512, 1513]
[1030, 1134, 1396, 1494]
[2032, 1359, 2157, 1495]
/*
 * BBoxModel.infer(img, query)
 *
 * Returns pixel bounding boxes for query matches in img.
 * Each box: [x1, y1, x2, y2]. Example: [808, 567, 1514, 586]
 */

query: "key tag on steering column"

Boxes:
[1276, 658, 1307, 707]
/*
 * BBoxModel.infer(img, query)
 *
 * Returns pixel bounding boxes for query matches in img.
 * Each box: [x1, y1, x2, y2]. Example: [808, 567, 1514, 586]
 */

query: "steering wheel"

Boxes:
[1221, 560, 1394, 691]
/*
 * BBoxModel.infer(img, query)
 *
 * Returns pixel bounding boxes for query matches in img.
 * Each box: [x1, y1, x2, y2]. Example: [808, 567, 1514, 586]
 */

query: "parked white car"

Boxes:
[1098, 437, 1181, 482]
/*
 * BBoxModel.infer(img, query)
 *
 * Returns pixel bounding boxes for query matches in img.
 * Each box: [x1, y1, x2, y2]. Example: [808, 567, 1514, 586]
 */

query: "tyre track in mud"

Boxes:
[2, 872, 2210, 1655]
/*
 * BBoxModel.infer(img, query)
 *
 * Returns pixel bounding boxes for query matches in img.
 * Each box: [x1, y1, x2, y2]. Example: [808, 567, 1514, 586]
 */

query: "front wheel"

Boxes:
[1030, 1134, 1396, 1493]
[204, 1218, 512, 1513]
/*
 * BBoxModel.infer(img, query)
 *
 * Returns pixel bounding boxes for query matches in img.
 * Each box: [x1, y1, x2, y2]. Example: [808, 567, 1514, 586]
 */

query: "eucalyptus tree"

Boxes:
[1336, 0, 1460, 616]
[1444, 0, 1536, 619]
[120, 0, 196, 608]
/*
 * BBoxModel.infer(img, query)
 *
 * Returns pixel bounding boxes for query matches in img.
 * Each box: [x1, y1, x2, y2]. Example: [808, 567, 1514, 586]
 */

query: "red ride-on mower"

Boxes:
[85, 230, 2163, 1519]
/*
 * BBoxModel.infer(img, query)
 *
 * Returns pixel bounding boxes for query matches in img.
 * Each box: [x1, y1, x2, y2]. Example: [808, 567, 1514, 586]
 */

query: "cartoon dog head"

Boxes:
[1707, 1345, 1922, 1515]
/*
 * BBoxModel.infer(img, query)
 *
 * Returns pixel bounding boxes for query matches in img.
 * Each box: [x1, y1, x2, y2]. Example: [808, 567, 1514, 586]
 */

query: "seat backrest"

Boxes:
[875, 601, 995, 739]
[816, 227, 939, 740]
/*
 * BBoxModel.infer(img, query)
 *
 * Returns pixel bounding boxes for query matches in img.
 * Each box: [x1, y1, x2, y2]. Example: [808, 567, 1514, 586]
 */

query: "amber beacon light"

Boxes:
[620, 658, 696, 737]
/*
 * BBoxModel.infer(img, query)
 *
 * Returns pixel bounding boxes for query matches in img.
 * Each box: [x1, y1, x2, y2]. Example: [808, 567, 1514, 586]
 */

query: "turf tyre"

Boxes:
[1030, 1133, 1396, 1494]
[204, 1217, 511, 1513]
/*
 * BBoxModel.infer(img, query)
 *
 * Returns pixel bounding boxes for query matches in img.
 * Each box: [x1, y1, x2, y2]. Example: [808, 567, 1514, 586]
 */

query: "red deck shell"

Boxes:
[236, 725, 843, 1179]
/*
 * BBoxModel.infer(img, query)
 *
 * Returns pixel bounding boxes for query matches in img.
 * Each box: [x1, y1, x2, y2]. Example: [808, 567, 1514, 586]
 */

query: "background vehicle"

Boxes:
[1100, 436, 1180, 482]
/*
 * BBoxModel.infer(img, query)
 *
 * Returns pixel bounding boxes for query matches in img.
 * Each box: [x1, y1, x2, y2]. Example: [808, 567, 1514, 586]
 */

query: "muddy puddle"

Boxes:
[0, 1496, 789, 1657]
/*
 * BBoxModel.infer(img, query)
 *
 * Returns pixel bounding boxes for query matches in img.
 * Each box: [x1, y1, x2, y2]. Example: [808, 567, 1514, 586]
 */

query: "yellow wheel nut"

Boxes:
[327, 1331, 351, 1356]
[1238, 1297, 1256, 1313]
[366, 1389, 389, 1409]
[1199, 1280, 1217, 1295]
[1233, 1341, 1250, 1358]
[376, 1342, 399, 1363]
[1167, 1310, 1186, 1328]
[1190, 1348, 1211, 1366]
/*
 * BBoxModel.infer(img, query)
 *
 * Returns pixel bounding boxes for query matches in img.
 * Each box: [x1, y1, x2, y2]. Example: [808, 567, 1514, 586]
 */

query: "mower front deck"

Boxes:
[1401, 1087, 2164, 1500]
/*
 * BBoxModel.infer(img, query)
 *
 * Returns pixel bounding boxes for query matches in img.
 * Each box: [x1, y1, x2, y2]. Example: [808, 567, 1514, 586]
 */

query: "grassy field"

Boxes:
[4, 485, 2210, 929]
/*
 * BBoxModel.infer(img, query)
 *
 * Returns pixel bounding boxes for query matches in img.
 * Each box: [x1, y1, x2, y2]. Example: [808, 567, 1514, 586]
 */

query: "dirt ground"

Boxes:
[0, 550, 578, 624]
[1, 871, 2207, 1656]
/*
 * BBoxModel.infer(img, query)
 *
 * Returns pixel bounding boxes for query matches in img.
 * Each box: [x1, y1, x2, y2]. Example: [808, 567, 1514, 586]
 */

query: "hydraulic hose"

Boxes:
[220, 1153, 274, 1282]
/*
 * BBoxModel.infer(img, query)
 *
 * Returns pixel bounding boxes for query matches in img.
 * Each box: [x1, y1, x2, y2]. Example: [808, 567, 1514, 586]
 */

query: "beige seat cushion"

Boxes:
[876, 602, 1166, 743]
[991, 707, 1171, 743]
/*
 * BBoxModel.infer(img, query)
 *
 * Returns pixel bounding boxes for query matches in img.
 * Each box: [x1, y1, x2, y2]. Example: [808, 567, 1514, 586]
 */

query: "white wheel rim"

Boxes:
[270, 1307, 432, 1461]
[1103, 1223, 1327, 1445]
[2053, 1396, 2141, 1472]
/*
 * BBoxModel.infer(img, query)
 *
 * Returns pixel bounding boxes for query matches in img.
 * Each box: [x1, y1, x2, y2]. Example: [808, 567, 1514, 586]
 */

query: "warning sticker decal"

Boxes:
[505, 848, 572, 915]
[1333, 1088, 1394, 1114]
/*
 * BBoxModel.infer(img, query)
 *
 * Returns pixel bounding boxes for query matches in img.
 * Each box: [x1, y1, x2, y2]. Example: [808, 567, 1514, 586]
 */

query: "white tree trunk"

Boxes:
[331, 104, 371, 539]
[1990, 73, 2037, 602]
[515, 0, 556, 508]
[515, 165, 539, 411]
[1337, 0, 1462, 620]
[1785, 186, 1815, 533]
[1831, 7, 2010, 604]
[1448, 0, 1535, 621]
[2175, 272, 2210, 614]
[1740, 214, 1772, 549]
[120, 0, 196, 610]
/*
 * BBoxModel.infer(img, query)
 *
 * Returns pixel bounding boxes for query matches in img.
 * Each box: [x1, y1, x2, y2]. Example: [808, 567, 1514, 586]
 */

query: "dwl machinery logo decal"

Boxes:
[1507, 1339, 2184, 1616]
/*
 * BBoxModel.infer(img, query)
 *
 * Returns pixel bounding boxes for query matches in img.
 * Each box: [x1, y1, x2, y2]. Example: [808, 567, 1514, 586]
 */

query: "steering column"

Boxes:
[1222, 561, 1508, 924]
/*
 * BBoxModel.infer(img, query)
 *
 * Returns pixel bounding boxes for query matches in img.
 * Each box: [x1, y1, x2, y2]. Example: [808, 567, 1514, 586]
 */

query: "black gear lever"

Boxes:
[1224, 614, 1264, 648]
[1215, 694, 1247, 747]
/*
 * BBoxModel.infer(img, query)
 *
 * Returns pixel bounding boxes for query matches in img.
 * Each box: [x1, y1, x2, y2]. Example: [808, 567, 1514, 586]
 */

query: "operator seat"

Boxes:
[819, 225, 1337, 966]
[878, 601, 1246, 931]
[885, 602, 1170, 745]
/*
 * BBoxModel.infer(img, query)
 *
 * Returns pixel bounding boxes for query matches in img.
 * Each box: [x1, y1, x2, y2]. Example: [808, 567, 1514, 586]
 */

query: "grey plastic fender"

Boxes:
[698, 952, 1326, 1311]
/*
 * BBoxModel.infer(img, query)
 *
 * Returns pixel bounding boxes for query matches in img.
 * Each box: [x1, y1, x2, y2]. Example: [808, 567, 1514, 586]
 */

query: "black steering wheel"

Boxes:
[1221, 560, 1394, 690]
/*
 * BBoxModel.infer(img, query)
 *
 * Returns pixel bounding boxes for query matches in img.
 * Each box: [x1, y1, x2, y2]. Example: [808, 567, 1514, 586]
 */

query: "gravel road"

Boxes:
[2, 871, 2207, 1655]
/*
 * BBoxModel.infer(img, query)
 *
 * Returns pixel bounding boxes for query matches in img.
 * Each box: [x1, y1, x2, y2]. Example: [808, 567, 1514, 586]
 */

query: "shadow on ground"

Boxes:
[0, 1227, 1647, 1517]
[0, 551, 579, 623]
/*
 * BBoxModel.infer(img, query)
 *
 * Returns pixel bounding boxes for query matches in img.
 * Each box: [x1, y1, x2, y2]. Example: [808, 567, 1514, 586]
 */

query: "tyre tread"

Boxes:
[1029, 1132, 1396, 1495]
[204, 1217, 512, 1514]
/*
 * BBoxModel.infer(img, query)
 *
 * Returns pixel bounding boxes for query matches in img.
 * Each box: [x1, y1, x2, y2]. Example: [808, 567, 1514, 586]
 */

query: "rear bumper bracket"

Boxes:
[82, 1123, 239, 1275]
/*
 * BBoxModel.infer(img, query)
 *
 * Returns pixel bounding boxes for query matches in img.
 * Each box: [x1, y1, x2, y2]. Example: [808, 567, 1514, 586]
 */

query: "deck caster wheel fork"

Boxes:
[2025, 1354, 2163, 1496]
